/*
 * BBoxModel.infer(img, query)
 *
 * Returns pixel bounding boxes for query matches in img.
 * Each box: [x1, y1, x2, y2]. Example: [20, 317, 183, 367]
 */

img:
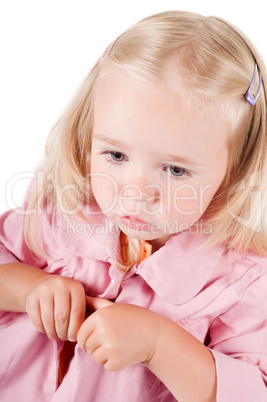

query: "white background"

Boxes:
[0, 0, 266, 213]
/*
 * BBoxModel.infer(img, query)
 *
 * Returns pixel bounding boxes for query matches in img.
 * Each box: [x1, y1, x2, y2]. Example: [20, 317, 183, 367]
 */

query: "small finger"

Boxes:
[84, 331, 102, 355]
[26, 298, 46, 334]
[89, 345, 108, 367]
[77, 316, 95, 351]
[54, 291, 71, 340]
[39, 296, 57, 340]
[85, 296, 113, 312]
[67, 290, 86, 341]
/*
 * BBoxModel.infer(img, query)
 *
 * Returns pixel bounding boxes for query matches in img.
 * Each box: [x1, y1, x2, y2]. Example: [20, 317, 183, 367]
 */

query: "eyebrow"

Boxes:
[165, 154, 204, 166]
[93, 133, 131, 151]
[93, 133, 203, 166]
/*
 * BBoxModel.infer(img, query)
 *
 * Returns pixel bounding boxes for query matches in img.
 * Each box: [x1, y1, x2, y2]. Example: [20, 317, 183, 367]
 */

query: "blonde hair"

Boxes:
[25, 10, 267, 268]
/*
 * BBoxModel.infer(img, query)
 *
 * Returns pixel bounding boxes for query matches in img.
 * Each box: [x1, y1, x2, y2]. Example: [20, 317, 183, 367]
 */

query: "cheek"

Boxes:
[91, 173, 119, 214]
[166, 182, 218, 224]
[90, 153, 116, 211]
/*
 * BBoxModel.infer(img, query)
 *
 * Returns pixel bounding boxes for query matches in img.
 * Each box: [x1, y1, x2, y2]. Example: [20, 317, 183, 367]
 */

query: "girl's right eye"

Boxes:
[109, 151, 125, 162]
[100, 150, 127, 164]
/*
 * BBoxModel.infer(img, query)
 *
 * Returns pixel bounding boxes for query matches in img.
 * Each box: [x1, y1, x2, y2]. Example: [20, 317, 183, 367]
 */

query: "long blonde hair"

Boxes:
[25, 10, 267, 268]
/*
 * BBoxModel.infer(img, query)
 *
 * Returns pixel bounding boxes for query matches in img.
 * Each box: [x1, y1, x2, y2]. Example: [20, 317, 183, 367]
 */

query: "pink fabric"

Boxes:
[0, 200, 267, 401]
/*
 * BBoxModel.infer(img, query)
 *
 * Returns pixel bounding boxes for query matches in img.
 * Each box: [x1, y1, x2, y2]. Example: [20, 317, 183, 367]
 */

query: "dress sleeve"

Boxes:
[0, 179, 55, 268]
[208, 272, 267, 401]
[0, 208, 47, 267]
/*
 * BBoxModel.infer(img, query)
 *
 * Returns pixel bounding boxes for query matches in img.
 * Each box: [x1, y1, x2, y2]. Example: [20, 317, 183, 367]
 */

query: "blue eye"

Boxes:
[109, 151, 125, 162]
[165, 165, 190, 178]
[100, 149, 127, 164]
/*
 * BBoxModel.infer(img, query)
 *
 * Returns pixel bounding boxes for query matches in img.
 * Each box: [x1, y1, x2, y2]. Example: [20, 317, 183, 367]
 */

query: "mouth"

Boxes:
[119, 216, 152, 231]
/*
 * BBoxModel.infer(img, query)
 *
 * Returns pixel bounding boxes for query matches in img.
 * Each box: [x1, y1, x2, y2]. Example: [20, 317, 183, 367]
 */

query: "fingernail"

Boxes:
[68, 338, 76, 342]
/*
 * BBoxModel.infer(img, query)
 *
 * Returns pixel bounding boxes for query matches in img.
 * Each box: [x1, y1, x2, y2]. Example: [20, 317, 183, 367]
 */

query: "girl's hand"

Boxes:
[77, 297, 162, 371]
[25, 274, 86, 341]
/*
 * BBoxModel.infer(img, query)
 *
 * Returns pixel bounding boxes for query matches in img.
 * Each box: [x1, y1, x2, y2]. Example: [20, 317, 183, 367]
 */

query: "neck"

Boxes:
[149, 234, 173, 252]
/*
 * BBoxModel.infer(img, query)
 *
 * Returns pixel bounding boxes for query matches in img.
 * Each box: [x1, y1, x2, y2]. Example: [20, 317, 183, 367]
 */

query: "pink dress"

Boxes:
[0, 197, 267, 401]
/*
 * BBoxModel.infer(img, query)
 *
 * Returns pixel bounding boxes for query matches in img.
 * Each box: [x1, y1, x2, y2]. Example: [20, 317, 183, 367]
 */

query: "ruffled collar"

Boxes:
[135, 231, 225, 305]
[57, 206, 225, 305]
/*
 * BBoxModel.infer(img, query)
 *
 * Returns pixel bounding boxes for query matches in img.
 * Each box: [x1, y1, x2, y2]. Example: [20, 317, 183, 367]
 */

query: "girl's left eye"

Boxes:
[164, 165, 190, 178]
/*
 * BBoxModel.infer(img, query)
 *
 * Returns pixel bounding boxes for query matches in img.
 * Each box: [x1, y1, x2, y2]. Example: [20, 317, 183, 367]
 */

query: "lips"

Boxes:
[120, 216, 152, 231]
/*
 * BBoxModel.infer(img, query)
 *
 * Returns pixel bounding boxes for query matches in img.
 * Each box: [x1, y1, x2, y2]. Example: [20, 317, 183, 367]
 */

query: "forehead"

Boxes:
[93, 68, 230, 159]
[94, 66, 230, 122]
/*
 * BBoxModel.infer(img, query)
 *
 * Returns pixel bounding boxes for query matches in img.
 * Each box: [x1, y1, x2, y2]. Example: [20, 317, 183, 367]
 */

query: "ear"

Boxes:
[85, 296, 114, 314]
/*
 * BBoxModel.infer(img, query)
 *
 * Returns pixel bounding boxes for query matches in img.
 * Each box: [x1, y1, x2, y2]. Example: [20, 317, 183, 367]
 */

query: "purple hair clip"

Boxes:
[245, 63, 262, 106]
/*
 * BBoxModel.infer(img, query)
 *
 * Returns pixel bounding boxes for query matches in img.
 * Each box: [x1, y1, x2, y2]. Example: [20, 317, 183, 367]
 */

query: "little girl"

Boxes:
[0, 10, 266, 402]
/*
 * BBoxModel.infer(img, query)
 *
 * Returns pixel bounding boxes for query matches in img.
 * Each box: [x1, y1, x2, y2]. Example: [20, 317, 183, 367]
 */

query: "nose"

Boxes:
[118, 176, 160, 215]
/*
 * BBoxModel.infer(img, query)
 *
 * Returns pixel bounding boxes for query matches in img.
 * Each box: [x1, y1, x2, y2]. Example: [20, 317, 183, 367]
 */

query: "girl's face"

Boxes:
[90, 69, 229, 248]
